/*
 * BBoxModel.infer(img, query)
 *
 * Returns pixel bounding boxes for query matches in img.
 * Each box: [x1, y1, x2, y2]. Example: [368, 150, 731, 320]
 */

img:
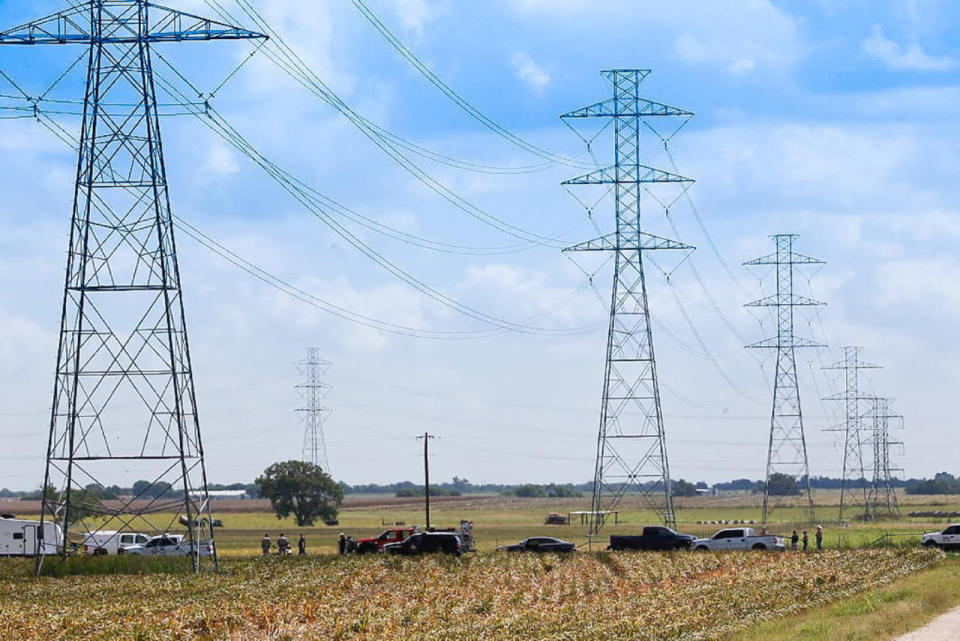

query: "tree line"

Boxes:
[5, 471, 960, 502]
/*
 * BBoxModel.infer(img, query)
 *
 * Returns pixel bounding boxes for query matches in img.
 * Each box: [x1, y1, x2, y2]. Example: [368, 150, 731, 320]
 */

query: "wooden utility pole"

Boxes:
[416, 432, 435, 529]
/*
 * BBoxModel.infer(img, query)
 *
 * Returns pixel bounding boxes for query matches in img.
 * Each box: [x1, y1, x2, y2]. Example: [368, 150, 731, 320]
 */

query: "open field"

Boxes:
[0, 549, 944, 640]
[6, 490, 960, 555]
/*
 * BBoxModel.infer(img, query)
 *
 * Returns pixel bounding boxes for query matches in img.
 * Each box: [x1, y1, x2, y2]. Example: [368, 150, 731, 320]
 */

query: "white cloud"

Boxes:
[202, 142, 240, 177]
[727, 59, 757, 74]
[876, 257, 960, 315]
[511, 51, 551, 95]
[509, 0, 801, 73]
[383, 0, 436, 35]
[861, 25, 957, 72]
[670, 0, 801, 73]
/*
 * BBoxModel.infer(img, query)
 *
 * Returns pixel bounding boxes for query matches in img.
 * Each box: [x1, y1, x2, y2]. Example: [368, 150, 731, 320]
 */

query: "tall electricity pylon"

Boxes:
[866, 397, 902, 520]
[562, 70, 694, 534]
[745, 234, 824, 527]
[823, 347, 881, 522]
[297, 349, 332, 472]
[0, 2, 265, 572]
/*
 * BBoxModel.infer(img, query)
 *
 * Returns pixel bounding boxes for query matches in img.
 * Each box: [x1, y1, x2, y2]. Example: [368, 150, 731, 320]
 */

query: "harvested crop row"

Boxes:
[0, 549, 942, 641]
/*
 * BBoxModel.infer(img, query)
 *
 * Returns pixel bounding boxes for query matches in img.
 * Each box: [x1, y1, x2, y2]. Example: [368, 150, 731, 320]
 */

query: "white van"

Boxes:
[0, 514, 63, 557]
[83, 530, 151, 555]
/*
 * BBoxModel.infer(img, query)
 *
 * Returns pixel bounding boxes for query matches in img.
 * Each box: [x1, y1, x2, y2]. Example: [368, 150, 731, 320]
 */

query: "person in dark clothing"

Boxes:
[338, 533, 346, 555]
[298, 534, 306, 556]
[260, 533, 271, 556]
[802, 530, 809, 552]
[790, 530, 799, 551]
[277, 533, 290, 556]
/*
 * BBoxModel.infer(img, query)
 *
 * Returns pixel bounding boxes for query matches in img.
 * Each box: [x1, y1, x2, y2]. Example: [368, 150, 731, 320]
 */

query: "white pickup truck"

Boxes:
[922, 523, 960, 550]
[120, 534, 215, 557]
[692, 527, 785, 551]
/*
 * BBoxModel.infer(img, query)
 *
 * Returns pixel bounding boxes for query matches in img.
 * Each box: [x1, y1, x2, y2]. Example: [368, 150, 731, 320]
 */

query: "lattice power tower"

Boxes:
[866, 397, 903, 519]
[0, 2, 265, 571]
[297, 348, 332, 472]
[562, 70, 694, 534]
[823, 346, 880, 522]
[745, 234, 824, 526]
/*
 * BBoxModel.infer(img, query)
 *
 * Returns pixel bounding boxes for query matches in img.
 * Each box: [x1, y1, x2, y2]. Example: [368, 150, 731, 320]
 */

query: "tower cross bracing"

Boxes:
[562, 69, 694, 535]
[0, 1, 266, 572]
[297, 348, 332, 472]
[866, 397, 902, 520]
[745, 234, 825, 527]
[823, 346, 881, 523]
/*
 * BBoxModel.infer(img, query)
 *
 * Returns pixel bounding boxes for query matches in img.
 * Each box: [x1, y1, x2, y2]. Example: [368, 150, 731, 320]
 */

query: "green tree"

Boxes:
[40, 485, 101, 523]
[512, 484, 547, 498]
[672, 479, 700, 497]
[255, 461, 343, 526]
[765, 473, 801, 496]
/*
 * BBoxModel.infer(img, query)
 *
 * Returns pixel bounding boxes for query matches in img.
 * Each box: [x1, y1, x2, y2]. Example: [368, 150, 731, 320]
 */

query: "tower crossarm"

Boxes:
[563, 165, 692, 185]
[822, 392, 883, 402]
[0, 2, 267, 45]
[561, 97, 693, 119]
[563, 231, 693, 253]
[744, 252, 824, 266]
[745, 294, 825, 307]
[822, 358, 882, 371]
[745, 336, 825, 349]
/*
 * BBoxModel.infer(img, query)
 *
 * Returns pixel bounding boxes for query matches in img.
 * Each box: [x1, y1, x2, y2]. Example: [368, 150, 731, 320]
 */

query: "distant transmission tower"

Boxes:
[745, 234, 824, 527]
[562, 70, 694, 534]
[866, 397, 902, 520]
[296, 349, 332, 472]
[823, 346, 881, 522]
[0, 2, 265, 572]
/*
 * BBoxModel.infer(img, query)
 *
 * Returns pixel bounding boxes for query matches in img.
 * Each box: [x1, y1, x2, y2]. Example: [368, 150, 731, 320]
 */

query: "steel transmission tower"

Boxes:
[823, 346, 881, 522]
[866, 397, 902, 519]
[297, 349, 332, 471]
[745, 234, 825, 527]
[562, 70, 694, 534]
[0, 2, 265, 571]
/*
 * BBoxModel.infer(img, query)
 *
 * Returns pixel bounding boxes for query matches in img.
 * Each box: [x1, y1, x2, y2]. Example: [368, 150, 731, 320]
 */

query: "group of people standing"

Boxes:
[261, 532, 307, 556]
[789, 525, 824, 551]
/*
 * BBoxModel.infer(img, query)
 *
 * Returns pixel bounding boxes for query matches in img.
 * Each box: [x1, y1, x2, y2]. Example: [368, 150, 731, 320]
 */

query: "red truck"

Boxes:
[355, 527, 418, 554]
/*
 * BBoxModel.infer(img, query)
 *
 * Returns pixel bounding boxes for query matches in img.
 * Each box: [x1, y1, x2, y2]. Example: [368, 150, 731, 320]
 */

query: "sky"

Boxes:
[1, 0, 958, 490]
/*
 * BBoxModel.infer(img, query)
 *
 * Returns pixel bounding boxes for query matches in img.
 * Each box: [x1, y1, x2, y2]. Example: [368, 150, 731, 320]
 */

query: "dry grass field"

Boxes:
[2, 491, 958, 640]
[0, 549, 943, 641]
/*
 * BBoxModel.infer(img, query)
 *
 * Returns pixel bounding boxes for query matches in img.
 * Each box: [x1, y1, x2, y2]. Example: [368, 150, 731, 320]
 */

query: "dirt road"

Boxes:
[895, 607, 960, 641]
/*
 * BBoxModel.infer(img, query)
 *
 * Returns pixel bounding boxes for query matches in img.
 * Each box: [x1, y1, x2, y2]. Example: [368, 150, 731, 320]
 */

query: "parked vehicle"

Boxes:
[922, 523, 960, 550]
[497, 536, 576, 553]
[608, 526, 696, 551]
[384, 531, 462, 556]
[120, 534, 215, 557]
[83, 530, 151, 556]
[354, 527, 418, 554]
[0, 514, 63, 557]
[691, 528, 785, 551]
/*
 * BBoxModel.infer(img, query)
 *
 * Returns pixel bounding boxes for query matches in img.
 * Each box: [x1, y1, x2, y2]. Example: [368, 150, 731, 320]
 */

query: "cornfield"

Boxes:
[0, 549, 942, 640]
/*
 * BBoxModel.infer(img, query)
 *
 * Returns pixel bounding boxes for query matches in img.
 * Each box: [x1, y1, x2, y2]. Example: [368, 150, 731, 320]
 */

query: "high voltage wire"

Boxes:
[234, 0, 593, 174]
[335, 0, 595, 169]
[31, 109, 603, 340]
[207, 0, 581, 249]
[4, 55, 602, 338]
[145, 62, 593, 334]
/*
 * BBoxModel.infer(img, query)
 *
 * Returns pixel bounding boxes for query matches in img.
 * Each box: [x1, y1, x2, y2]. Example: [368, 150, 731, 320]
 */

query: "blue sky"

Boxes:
[1, 0, 958, 490]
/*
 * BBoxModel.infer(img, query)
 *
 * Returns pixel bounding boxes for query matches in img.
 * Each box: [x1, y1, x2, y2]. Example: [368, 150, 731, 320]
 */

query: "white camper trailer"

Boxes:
[0, 514, 63, 557]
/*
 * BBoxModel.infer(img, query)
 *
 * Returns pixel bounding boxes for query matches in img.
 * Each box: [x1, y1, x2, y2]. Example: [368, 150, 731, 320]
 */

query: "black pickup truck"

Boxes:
[608, 526, 695, 551]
